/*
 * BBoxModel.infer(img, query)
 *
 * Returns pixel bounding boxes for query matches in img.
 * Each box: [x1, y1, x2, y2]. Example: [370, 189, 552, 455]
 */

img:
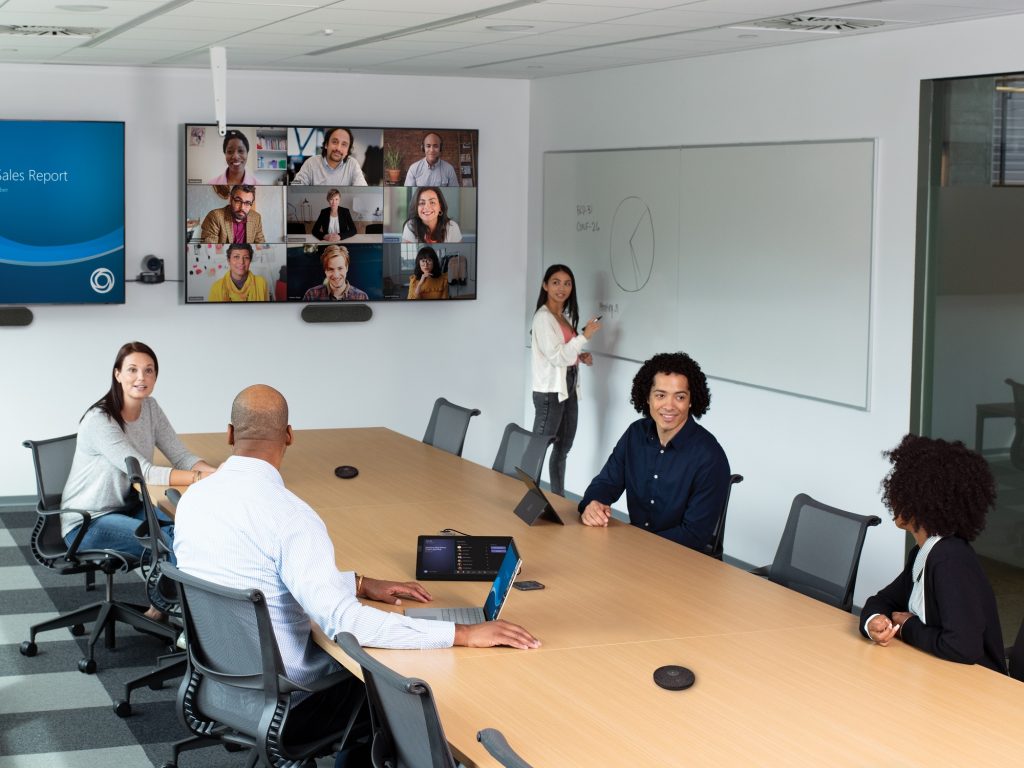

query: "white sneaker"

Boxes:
[176, 632, 187, 651]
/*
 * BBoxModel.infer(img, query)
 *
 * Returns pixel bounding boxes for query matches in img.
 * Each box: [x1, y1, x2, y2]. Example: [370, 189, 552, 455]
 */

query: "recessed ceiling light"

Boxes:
[323, 28, 334, 36]
[56, 4, 108, 10]
[487, 24, 534, 32]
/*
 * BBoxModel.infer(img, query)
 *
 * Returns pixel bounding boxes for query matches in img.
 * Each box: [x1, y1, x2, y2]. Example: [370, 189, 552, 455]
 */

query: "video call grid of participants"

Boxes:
[184, 124, 479, 304]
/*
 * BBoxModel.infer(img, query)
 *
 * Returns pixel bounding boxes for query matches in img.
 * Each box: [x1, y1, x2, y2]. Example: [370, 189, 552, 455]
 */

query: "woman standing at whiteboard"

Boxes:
[531, 264, 601, 496]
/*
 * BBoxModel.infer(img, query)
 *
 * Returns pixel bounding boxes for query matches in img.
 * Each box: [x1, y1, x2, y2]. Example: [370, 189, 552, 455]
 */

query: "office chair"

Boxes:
[1008, 616, 1024, 682]
[160, 563, 366, 768]
[114, 461, 185, 717]
[704, 473, 744, 560]
[1006, 378, 1024, 471]
[20, 435, 177, 673]
[751, 493, 881, 613]
[422, 397, 481, 458]
[477, 728, 535, 768]
[365, 222, 384, 234]
[491, 423, 556, 484]
[337, 631, 458, 768]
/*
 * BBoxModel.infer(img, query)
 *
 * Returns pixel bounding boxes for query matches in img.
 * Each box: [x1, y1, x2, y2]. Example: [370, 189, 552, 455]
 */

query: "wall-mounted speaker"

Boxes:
[301, 304, 372, 324]
[0, 307, 33, 327]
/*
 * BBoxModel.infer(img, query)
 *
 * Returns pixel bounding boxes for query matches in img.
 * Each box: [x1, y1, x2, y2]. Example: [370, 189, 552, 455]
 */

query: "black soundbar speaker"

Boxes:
[301, 304, 372, 324]
[0, 307, 33, 327]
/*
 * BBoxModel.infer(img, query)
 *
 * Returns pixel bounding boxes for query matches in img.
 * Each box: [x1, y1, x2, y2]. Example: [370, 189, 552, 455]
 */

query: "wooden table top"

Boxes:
[176, 428, 1024, 767]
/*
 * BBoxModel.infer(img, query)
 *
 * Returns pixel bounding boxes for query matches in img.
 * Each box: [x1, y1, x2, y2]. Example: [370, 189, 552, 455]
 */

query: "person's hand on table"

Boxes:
[359, 577, 432, 606]
[891, 611, 914, 637]
[581, 500, 612, 527]
[867, 614, 900, 646]
[455, 620, 541, 650]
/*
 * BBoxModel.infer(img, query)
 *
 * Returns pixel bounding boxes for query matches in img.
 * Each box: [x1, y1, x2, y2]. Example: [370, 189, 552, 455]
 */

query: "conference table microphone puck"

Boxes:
[334, 465, 359, 479]
[653, 665, 695, 690]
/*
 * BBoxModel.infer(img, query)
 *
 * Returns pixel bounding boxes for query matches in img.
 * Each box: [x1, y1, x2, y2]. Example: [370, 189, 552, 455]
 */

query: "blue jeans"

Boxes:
[532, 367, 578, 496]
[65, 502, 175, 563]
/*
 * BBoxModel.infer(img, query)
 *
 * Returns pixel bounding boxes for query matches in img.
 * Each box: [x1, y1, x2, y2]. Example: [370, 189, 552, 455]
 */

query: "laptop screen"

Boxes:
[416, 536, 513, 581]
[483, 539, 521, 621]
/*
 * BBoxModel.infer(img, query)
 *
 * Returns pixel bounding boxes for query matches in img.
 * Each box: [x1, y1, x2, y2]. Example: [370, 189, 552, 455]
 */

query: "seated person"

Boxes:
[173, 386, 540, 762]
[291, 127, 367, 186]
[401, 187, 462, 243]
[860, 434, 1006, 673]
[302, 245, 368, 301]
[407, 246, 448, 300]
[404, 132, 458, 187]
[311, 188, 357, 242]
[201, 184, 265, 244]
[207, 243, 271, 302]
[579, 352, 730, 551]
[207, 129, 258, 185]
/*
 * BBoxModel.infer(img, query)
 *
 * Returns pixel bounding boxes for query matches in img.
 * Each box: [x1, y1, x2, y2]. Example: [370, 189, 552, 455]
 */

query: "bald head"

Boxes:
[230, 385, 289, 443]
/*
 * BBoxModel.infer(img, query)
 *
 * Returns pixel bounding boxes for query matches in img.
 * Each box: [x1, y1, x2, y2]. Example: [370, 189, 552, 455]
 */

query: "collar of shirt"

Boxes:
[912, 534, 944, 583]
[220, 454, 284, 486]
[640, 414, 696, 450]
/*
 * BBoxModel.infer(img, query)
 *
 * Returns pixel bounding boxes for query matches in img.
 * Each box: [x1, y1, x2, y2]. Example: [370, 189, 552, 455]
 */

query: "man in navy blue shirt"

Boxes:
[579, 352, 730, 551]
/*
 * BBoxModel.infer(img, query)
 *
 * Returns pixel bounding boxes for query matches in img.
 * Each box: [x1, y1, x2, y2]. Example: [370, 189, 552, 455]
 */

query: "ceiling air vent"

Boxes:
[750, 16, 885, 33]
[0, 25, 100, 37]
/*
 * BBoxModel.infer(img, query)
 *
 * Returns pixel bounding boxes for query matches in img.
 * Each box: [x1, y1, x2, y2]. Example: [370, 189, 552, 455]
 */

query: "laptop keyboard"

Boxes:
[435, 607, 484, 624]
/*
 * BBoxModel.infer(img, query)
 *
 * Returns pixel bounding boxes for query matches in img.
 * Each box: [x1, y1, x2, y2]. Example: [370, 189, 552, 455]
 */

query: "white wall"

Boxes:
[1, 63, 530, 495]
[527, 15, 1024, 606]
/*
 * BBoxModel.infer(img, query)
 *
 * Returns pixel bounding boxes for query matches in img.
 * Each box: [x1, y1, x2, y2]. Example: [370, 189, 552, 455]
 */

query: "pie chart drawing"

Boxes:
[610, 197, 655, 292]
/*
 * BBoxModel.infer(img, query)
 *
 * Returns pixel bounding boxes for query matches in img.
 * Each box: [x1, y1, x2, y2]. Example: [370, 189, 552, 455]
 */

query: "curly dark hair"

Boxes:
[880, 434, 995, 541]
[629, 352, 710, 419]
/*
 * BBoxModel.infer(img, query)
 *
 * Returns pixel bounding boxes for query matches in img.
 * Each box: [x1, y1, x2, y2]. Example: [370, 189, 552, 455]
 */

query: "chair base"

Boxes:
[115, 651, 186, 717]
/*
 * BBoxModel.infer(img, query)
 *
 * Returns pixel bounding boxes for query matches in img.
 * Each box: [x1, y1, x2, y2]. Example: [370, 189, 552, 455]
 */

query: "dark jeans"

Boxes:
[532, 367, 578, 496]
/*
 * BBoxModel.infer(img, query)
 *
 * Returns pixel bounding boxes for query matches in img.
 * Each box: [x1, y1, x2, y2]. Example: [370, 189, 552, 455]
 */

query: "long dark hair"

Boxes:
[405, 187, 452, 243]
[413, 246, 441, 278]
[535, 264, 580, 332]
[85, 341, 159, 432]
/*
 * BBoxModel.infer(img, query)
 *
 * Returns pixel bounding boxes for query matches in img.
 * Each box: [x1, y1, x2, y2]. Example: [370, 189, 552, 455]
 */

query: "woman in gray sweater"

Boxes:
[61, 342, 216, 617]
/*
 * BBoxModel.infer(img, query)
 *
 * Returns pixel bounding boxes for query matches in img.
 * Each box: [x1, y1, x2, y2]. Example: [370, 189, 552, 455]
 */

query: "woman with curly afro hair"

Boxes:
[577, 352, 730, 551]
[859, 434, 1006, 673]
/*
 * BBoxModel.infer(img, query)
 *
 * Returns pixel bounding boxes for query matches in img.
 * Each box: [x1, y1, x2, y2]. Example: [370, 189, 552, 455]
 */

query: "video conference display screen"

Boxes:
[0, 120, 125, 305]
[184, 124, 478, 304]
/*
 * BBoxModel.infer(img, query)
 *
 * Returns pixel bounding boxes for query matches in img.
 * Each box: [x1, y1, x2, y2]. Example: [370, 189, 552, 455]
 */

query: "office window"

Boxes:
[992, 77, 1024, 185]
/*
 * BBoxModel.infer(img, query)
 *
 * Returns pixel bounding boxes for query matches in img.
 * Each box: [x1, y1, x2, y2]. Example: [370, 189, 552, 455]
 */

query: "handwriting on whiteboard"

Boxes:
[576, 204, 600, 233]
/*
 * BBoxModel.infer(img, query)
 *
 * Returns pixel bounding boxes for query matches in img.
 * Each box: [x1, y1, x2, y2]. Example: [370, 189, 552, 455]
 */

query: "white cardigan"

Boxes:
[531, 305, 588, 402]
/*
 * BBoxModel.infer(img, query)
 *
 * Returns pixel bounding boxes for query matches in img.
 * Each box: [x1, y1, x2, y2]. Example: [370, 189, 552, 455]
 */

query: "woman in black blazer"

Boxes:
[312, 188, 356, 242]
[860, 434, 1006, 673]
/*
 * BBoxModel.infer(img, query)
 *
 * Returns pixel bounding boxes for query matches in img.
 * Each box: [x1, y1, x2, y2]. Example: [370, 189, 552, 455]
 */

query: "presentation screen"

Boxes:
[0, 120, 125, 305]
[183, 124, 479, 304]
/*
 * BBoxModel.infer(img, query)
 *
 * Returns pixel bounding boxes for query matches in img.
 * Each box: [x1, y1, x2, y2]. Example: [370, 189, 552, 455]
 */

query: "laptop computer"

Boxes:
[415, 535, 513, 581]
[513, 466, 565, 526]
[405, 538, 522, 625]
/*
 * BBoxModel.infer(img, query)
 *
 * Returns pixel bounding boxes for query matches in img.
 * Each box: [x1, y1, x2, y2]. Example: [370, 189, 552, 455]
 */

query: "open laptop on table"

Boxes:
[405, 538, 522, 625]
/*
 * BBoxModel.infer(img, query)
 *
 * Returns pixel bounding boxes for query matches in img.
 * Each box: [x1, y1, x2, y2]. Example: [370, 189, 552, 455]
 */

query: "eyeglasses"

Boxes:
[231, 197, 255, 208]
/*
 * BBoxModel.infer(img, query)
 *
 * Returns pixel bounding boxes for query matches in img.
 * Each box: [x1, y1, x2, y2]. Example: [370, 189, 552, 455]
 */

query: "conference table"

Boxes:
[173, 428, 1024, 766]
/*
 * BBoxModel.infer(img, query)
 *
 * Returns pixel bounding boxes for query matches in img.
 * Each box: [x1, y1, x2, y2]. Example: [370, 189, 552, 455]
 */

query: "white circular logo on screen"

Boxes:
[90, 268, 115, 294]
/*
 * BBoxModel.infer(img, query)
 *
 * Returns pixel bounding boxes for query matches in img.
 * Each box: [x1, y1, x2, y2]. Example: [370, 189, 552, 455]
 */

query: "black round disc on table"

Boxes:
[334, 465, 359, 479]
[653, 665, 695, 690]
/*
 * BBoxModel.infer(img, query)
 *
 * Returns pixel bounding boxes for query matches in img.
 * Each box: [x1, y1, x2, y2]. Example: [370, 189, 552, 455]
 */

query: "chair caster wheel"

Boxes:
[71, 624, 87, 636]
[20, 641, 38, 657]
[114, 700, 131, 717]
[78, 658, 97, 674]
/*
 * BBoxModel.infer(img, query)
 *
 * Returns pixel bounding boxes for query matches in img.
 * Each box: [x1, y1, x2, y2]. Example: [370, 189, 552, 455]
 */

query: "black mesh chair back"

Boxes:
[338, 632, 457, 768]
[422, 397, 481, 457]
[760, 493, 881, 613]
[477, 728, 534, 768]
[1009, 616, 1024, 682]
[705, 473, 744, 560]
[492, 423, 556, 483]
[162, 563, 363, 767]
[23, 434, 80, 563]
[1007, 378, 1024, 471]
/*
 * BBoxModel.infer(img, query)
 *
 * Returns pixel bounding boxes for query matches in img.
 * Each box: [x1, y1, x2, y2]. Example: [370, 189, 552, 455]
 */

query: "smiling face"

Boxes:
[417, 189, 441, 226]
[227, 247, 252, 282]
[327, 191, 340, 211]
[647, 372, 691, 442]
[423, 133, 442, 164]
[325, 253, 349, 290]
[114, 352, 157, 406]
[230, 189, 255, 222]
[224, 137, 248, 174]
[325, 129, 351, 167]
[543, 270, 573, 309]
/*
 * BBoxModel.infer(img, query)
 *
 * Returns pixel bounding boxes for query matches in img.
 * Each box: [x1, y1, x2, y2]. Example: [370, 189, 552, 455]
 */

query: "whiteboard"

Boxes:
[542, 140, 874, 408]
